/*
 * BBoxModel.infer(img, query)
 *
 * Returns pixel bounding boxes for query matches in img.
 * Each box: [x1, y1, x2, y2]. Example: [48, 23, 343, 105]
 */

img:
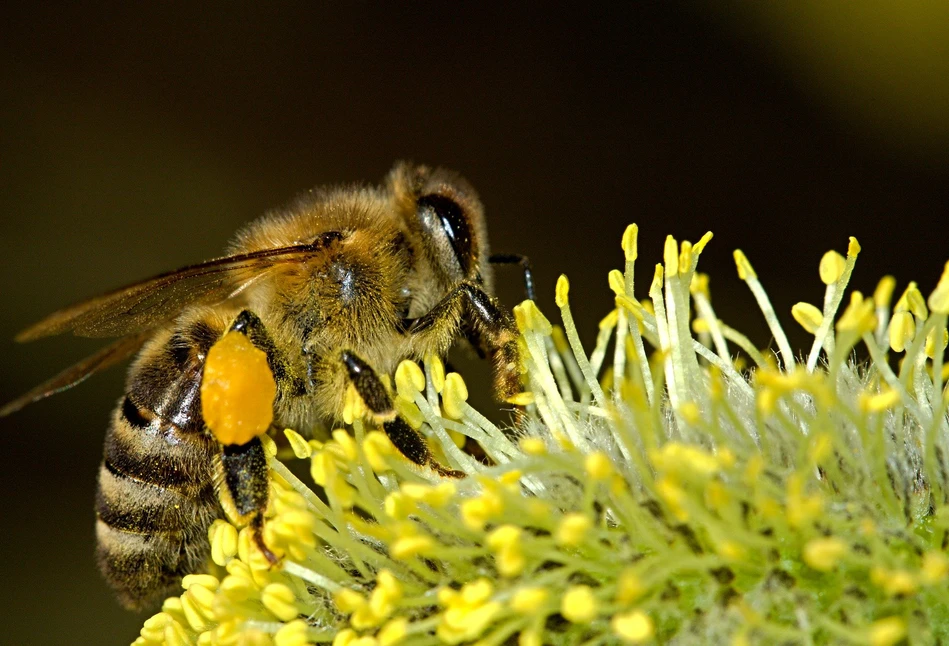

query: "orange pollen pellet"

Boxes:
[201, 331, 277, 445]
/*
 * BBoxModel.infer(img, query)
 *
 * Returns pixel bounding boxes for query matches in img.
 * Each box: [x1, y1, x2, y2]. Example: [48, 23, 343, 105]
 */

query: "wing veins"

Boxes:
[16, 243, 316, 341]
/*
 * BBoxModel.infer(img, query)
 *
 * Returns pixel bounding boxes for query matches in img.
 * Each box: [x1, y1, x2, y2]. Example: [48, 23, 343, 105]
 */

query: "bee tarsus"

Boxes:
[251, 510, 280, 566]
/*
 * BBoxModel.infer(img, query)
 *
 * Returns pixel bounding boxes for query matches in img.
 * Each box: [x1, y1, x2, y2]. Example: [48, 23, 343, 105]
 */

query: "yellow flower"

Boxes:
[803, 537, 847, 572]
[612, 610, 655, 643]
[556, 513, 593, 547]
[134, 225, 949, 646]
[561, 585, 598, 623]
[437, 580, 502, 645]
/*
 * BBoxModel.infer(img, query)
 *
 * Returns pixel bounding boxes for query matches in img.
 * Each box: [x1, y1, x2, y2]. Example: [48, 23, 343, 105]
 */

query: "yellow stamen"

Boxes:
[803, 537, 847, 572]
[561, 585, 598, 623]
[395, 360, 425, 399]
[378, 617, 408, 646]
[429, 354, 446, 393]
[733, 249, 756, 280]
[622, 224, 638, 262]
[869, 617, 907, 646]
[585, 451, 613, 480]
[511, 587, 549, 613]
[442, 372, 469, 420]
[874, 275, 897, 309]
[791, 302, 823, 334]
[208, 519, 239, 566]
[274, 620, 310, 646]
[664, 235, 679, 277]
[555, 274, 570, 308]
[262, 582, 299, 621]
[556, 512, 593, 547]
[819, 250, 846, 285]
[284, 428, 312, 459]
[888, 311, 916, 353]
[612, 610, 655, 643]
[609, 269, 626, 296]
[929, 261, 949, 314]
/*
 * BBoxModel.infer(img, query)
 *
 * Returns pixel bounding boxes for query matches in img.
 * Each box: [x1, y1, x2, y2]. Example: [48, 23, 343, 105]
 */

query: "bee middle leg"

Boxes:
[340, 350, 464, 478]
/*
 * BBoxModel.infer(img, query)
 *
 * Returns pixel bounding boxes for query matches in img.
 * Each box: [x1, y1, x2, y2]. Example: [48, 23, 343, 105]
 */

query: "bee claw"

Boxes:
[430, 461, 466, 479]
[252, 516, 280, 566]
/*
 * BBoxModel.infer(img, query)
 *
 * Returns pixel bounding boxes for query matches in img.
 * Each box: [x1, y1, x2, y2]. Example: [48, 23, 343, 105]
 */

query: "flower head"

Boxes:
[136, 228, 949, 645]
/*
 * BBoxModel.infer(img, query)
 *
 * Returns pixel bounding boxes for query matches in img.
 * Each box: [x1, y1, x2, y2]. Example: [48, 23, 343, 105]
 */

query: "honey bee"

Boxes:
[2, 162, 533, 610]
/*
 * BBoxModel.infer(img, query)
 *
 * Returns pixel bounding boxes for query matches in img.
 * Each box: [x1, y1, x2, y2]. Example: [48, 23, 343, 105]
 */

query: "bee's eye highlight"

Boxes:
[417, 194, 472, 274]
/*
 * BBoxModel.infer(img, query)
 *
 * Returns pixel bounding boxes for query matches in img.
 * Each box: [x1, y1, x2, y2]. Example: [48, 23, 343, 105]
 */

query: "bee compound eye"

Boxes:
[417, 194, 472, 275]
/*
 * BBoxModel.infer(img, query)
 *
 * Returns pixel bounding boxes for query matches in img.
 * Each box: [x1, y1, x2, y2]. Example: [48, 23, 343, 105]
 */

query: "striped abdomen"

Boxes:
[95, 323, 224, 609]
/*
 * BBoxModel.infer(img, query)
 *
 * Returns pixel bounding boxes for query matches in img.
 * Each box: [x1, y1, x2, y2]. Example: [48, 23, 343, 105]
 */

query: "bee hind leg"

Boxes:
[217, 437, 279, 564]
[340, 350, 464, 478]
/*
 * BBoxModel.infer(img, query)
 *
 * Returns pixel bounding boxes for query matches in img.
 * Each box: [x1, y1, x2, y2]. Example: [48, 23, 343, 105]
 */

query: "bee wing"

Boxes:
[0, 332, 152, 416]
[15, 244, 317, 341]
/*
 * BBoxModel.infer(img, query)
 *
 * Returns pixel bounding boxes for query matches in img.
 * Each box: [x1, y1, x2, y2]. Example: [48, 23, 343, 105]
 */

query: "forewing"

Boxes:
[16, 245, 315, 341]
[0, 332, 151, 417]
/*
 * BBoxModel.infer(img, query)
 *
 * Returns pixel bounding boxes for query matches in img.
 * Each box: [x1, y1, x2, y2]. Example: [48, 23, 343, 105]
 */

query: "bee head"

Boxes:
[390, 162, 491, 291]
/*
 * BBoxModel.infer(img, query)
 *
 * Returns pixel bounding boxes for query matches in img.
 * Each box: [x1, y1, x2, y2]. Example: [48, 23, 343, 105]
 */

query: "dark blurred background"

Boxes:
[2, 3, 948, 643]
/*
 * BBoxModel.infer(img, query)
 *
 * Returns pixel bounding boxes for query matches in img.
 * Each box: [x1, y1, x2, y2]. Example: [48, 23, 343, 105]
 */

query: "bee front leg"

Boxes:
[217, 437, 278, 563]
[407, 282, 522, 402]
[340, 350, 464, 478]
